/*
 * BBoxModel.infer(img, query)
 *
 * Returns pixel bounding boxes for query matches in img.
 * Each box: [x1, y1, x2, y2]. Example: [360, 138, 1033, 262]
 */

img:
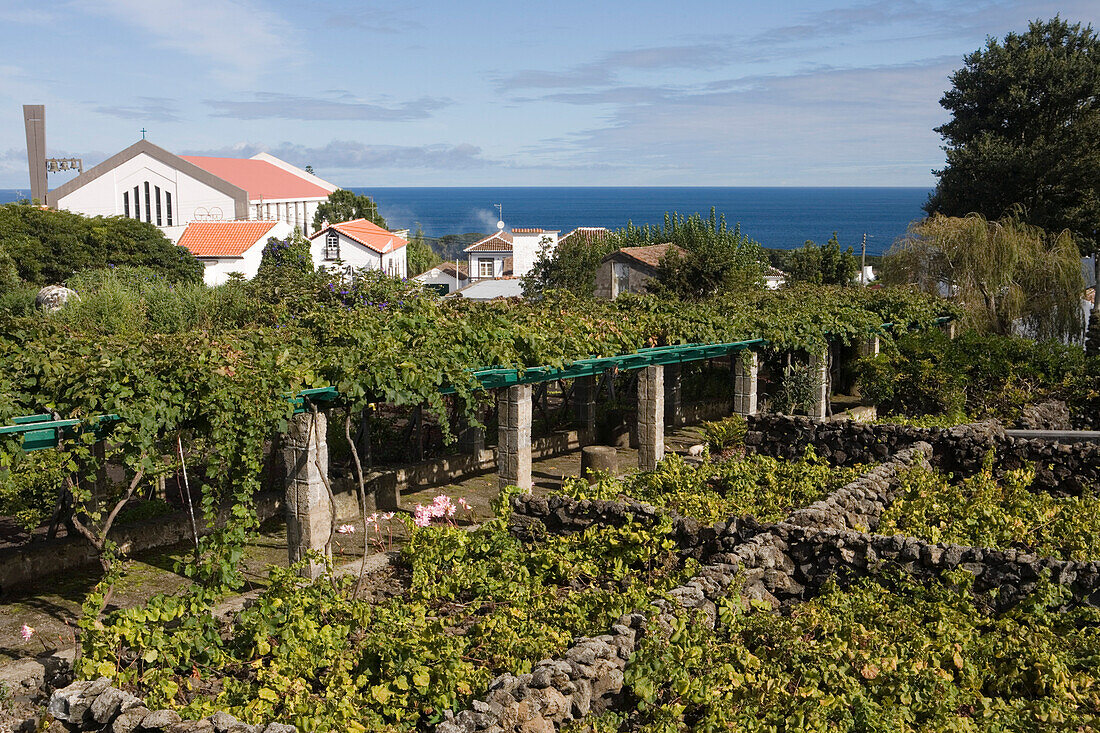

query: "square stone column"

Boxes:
[808, 348, 829, 422]
[637, 365, 665, 470]
[282, 410, 332, 579]
[498, 384, 533, 490]
[859, 335, 880, 358]
[733, 351, 759, 417]
[940, 320, 956, 339]
[664, 363, 683, 427]
[574, 375, 597, 439]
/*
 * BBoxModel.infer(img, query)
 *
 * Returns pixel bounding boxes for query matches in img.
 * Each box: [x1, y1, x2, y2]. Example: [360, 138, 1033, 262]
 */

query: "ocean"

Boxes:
[0, 186, 930, 256]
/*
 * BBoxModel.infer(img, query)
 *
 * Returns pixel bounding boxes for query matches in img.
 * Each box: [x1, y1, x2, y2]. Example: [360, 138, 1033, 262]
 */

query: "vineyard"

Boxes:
[3, 273, 1100, 732]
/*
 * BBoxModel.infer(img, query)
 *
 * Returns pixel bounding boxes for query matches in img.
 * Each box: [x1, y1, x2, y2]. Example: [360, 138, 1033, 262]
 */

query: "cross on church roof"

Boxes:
[141, 128, 147, 140]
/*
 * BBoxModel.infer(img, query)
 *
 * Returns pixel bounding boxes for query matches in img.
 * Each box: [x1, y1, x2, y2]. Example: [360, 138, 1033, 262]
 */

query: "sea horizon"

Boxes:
[1, 185, 931, 255]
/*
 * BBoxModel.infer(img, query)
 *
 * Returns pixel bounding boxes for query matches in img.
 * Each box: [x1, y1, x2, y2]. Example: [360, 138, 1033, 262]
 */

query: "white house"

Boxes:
[414, 262, 469, 294]
[47, 140, 337, 243]
[464, 228, 558, 280]
[309, 219, 408, 277]
[177, 220, 292, 286]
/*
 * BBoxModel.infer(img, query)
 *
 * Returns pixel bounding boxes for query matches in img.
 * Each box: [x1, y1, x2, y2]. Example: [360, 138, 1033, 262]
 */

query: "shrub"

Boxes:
[772, 361, 820, 415]
[701, 414, 746, 452]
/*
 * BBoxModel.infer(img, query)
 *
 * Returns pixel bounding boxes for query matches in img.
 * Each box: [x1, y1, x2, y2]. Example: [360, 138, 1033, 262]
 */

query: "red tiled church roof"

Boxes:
[180, 156, 331, 200]
[177, 220, 281, 257]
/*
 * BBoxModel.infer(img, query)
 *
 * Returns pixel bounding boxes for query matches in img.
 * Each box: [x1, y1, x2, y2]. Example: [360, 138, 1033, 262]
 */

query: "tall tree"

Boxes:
[926, 17, 1100, 252]
[406, 224, 441, 276]
[312, 189, 388, 231]
[649, 210, 765, 299]
[883, 213, 1084, 341]
[779, 233, 859, 286]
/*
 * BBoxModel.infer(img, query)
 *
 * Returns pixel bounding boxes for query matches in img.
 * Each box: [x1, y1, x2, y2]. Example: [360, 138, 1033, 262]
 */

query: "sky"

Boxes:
[1, 0, 1097, 189]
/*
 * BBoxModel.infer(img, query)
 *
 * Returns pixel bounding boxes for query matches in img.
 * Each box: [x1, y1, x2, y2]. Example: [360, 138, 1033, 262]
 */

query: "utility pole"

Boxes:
[861, 234, 867, 285]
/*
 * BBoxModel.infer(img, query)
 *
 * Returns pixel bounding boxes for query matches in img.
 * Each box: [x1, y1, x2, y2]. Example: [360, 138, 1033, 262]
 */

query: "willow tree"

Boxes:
[882, 214, 1084, 341]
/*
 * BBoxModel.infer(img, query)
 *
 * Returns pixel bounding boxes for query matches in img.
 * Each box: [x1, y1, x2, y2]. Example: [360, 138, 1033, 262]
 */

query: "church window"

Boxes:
[166, 192, 173, 226]
[123, 191, 129, 218]
[144, 182, 151, 222]
[155, 186, 162, 226]
[325, 232, 340, 260]
[133, 186, 139, 218]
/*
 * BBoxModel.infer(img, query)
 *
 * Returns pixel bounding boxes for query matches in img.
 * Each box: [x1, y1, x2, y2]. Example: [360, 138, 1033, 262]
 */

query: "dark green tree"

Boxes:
[522, 229, 616, 297]
[781, 233, 859, 286]
[649, 210, 765, 299]
[406, 224, 441, 276]
[0, 203, 202, 284]
[312, 189, 388, 230]
[926, 17, 1100, 249]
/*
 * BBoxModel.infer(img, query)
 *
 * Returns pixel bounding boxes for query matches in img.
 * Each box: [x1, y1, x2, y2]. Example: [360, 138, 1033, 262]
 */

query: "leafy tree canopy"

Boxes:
[406, 224, 442, 276]
[776, 233, 859, 286]
[0, 203, 202, 285]
[926, 17, 1100, 253]
[883, 213, 1084, 341]
[522, 229, 616, 298]
[312, 189, 388, 231]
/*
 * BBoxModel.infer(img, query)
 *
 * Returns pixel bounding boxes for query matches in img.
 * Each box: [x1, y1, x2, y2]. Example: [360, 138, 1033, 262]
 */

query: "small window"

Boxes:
[613, 262, 630, 298]
[478, 258, 494, 278]
[144, 182, 151, 222]
[155, 186, 162, 226]
[325, 232, 340, 260]
[165, 192, 173, 226]
[123, 191, 129, 218]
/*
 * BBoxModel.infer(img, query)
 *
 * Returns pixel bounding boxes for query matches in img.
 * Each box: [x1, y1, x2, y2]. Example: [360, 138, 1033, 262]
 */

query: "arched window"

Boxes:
[325, 232, 340, 260]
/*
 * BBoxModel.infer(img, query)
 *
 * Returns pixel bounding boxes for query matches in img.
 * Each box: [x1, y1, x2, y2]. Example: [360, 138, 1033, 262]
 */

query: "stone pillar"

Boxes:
[733, 351, 759, 417]
[637, 365, 664, 470]
[664, 363, 683, 427]
[459, 422, 485, 455]
[574, 375, 598, 439]
[940, 320, 956, 339]
[808, 348, 829, 422]
[859, 335, 880, 358]
[282, 411, 332, 579]
[498, 385, 533, 490]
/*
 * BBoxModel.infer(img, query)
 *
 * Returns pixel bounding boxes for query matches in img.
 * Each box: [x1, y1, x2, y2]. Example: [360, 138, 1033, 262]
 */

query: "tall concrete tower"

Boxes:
[23, 104, 46, 204]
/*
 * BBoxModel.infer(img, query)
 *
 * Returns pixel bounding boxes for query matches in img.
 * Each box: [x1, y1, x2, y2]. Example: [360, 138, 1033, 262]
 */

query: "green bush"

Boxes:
[856, 329, 1082, 421]
[772, 361, 821, 415]
[701, 414, 746, 452]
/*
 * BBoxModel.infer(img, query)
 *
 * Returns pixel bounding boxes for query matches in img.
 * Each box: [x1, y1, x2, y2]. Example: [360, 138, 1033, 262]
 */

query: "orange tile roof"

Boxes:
[465, 231, 514, 252]
[180, 156, 331, 200]
[312, 218, 408, 254]
[559, 227, 611, 246]
[511, 228, 559, 234]
[612, 243, 685, 268]
[177, 220, 281, 257]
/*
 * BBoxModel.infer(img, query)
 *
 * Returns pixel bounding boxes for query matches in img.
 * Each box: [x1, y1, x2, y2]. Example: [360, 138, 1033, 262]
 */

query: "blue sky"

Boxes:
[1, 0, 1097, 188]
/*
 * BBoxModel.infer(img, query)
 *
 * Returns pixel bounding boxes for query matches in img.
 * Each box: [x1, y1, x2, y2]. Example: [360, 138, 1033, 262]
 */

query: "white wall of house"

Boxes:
[309, 230, 407, 277]
[510, 233, 557, 277]
[54, 152, 237, 243]
[414, 267, 469, 293]
[468, 253, 509, 279]
[251, 198, 326, 236]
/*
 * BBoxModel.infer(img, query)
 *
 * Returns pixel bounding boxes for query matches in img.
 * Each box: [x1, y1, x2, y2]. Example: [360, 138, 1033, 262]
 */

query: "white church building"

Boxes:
[47, 139, 337, 243]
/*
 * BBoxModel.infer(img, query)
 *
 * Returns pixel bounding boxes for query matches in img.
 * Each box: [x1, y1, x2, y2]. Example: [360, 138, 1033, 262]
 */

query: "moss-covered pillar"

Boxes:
[638, 365, 665, 470]
[664, 363, 683, 427]
[282, 410, 333, 579]
[733, 351, 759, 417]
[498, 385, 533, 490]
[574, 375, 598, 439]
[859, 335, 880, 358]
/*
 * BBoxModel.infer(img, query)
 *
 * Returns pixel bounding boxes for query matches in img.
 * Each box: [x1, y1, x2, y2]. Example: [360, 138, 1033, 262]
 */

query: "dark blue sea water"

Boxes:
[1, 186, 930, 255]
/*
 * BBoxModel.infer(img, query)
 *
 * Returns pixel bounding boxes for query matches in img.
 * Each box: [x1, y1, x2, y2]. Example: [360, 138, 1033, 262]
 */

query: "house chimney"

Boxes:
[23, 105, 47, 205]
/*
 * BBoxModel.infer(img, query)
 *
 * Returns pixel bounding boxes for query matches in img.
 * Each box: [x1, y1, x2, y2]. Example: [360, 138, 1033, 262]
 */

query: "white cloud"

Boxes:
[75, 0, 300, 83]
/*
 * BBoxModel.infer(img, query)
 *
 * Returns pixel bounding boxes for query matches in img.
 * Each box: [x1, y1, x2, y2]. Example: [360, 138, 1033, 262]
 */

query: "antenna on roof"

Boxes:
[494, 203, 504, 230]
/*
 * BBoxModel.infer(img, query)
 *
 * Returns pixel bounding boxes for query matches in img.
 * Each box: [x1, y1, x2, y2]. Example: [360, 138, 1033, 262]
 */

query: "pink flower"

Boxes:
[458, 498, 470, 510]
[433, 494, 456, 517]
[20, 624, 34, 642]
[381, 512, 395, 521]
[336, 524, 356, 534]
[413, 505, 432, 527]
